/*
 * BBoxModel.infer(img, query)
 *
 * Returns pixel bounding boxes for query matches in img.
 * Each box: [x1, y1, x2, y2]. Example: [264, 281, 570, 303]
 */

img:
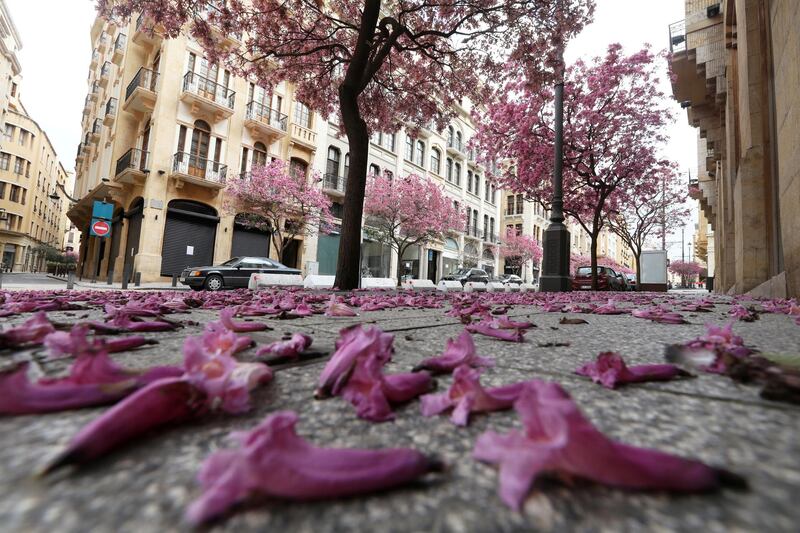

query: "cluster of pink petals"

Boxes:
[466, 319, 525, 342]
[666, 323, 753, 374]
[44, 324, 155, 360]
[593, 300, 628, 315]
[474, 381, 745, 510]
[420, 366, 526, 426]
[185, 411, 441, 524]
[631, 307, 688, 324]
[325, 296, 358, 317]
[316, 325, 432, 421]
[256, 333, 313, 362]
[575, 352, 690, 389]
[219, 308, 271, 332]
[413, 330, 494, 374]
[729, 304, 758, 322]
[0, 312, 56, 348]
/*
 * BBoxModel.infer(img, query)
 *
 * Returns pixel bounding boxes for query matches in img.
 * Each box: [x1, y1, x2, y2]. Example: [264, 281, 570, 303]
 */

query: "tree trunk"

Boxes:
[333, 87, 369, 290]
[635, 253, 641, 288]
[590, 231, 599, 290]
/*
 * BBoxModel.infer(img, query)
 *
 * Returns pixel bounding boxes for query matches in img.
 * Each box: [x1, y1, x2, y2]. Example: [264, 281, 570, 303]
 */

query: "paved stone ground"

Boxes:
[1, 291, 799, 532]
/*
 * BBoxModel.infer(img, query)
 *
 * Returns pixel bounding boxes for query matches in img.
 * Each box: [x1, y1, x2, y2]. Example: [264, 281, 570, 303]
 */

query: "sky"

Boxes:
[8, 0, 698, 261]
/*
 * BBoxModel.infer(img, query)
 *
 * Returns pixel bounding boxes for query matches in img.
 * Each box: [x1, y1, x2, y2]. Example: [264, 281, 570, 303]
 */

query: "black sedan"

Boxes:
[180, 257, 301, 290]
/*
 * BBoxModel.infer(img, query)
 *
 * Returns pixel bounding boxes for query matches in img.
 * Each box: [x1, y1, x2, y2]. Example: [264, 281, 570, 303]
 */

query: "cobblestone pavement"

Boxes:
[1, 290, 799, 532]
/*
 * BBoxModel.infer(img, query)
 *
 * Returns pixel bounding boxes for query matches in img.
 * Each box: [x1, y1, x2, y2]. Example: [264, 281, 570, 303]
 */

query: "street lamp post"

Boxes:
[539, 46, 571, 292]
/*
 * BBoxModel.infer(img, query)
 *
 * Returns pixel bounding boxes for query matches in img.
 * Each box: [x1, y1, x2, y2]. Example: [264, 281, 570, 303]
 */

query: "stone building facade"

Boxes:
[670, 0, 800, 297]
[70, 14, 501, 284]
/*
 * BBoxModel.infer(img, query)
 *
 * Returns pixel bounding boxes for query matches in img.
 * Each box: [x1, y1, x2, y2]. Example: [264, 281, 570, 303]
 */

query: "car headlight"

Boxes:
[190, 270, 202, 277]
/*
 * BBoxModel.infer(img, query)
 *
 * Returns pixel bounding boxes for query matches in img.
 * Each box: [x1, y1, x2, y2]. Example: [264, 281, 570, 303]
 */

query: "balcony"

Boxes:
[669, 20, 686, 53]
[99, 61, 112, 88]
[483, 231, 499, 244]
[114, 148, 148, 184]
[83, 94, 93, 114]
[88, 119, 103, 142]
[123, 67, 158, 114]
[322, 173, 346, 197]
[464, 225, 481, 239]
[180, 71, 235, 121]
[112, 33, 126, 65]
[88, 81, 100, 102]
[244, 101, 288, 141]
[290, 122, 317, 150]
[132, 12, 163, 47]
[90, 49, 100, 69]
[97, 32, 110, 53]
[76, 143, 86, 164]
[446, 137, 464, 156]
[103, 97, 118, 127]
[171, 152, 227, 189]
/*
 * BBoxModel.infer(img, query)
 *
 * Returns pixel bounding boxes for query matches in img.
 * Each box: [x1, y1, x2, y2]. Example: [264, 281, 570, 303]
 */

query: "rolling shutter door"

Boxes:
[161, 209, 217, 276]
[231, 226, 270, 258]
[123, 207, 143, 281]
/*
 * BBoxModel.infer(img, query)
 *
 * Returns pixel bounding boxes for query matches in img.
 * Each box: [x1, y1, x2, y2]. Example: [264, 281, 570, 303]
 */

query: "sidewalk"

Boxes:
[45, 274, 190, 291]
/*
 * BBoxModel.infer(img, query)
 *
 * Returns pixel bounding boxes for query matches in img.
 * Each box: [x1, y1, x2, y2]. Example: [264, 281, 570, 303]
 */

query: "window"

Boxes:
[516, 194, 523, 215]
[430, 148, 441, 174]
[3, 125, 13, 142]
[491, 185, 496, 204]
[384, 170, 393, 181]
[383, 133, 395, 152]
[489, 217, 495, 238]
[404, 136, 413, 160]
[506, 195, 514, 215]
[18, 130, 27, 146]
[455, 131, 462, 150]
[0, 182, 5, 198]
[515, 223, 522, 236]
[371, 132, 382, 146]
[369, 164, 380, 176]
[0, 153, 9, 171]
[467, 170, 473, 191]
[447, 125, 454, 146]
[484, 181, 490, 201]
[415, 140, 424, 166]
[289, 158, 308, 178]
[10, 82, 16, 97]
[326, 146, 341, 176]
[293, 102, 311, 128]
[483, 215, 488, 238]
[465, 207, 472, 229]
[240, 147, 249, 173]
[454, 163, 461, 186]
[446, 158, 453, 182]
[20, 188, 25, 205]
[252, 142, 268, 167]
[10, 184, 19, 202]
[13, 157, 23, 175]
[25, 161, 30, 178]
[344, 153, 350, 177]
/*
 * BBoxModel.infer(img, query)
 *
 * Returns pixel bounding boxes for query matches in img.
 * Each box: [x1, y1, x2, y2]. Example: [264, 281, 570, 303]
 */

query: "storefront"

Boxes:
[399, 245, 420, 281]
[362, 239, 391, 278]
[442, 238, 460, 278]
[463, 242, 479, 268]
[481, 248, 495, 276]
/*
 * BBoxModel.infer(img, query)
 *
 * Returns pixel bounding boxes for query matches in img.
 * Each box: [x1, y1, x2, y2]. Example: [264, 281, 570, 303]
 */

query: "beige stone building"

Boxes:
[71, 14, 502, 284]
[670, 0, 800, 297]
[0, 1, 70, 272]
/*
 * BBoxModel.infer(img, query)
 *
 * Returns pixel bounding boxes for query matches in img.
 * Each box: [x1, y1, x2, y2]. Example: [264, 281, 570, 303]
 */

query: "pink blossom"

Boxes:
[420, 366, 526, 426]
[316, 325, 394, 398]
[631, 307, 688, 325]
[729, 304, 758, 322]
[185, 411, 442, 524]
[325, 296, 358, 317]
[413, 330, 494, 374]
[474, 381, 745, 510]
[466, 321, 525, 342]
[256, 333, 313, 362]
[575, 352, 690, 389]
[0, 312, 56, 348]
[219, 307, 270, 332]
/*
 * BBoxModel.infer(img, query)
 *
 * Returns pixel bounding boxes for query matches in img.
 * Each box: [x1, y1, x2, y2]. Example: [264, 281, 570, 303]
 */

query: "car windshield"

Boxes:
[221, 258, 241, 266]
[575, 266, 600, 276]
[452, 268, 471, 276]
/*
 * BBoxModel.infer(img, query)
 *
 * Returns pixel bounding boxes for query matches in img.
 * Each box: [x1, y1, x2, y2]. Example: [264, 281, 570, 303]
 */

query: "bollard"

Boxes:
[171, 274, 179, 287]
[134, 272, 141, 287]
[67, 271, 75, 290]
[121, 264, 131, 290]
[0, 270, 3, 289]
[107, 269, 114, 285]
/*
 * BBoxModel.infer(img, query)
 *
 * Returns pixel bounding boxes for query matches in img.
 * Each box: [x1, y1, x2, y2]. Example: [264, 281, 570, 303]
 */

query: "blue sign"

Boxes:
[92, 200, 114, 221]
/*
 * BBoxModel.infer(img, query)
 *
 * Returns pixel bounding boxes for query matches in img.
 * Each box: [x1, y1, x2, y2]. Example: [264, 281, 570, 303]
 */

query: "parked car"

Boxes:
[625, 273, 637, 291]
[617, 274, 631, 292]
[442, 268, 490, 285]
[498, 274, 524, 285]
[180, 256, 301, 291]
[571, 265, 626, 291]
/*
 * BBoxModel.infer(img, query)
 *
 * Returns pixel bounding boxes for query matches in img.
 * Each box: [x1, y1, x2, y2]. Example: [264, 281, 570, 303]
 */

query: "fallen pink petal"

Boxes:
[413, 330, 494, 374]
[575, 352, 691, 389]
[474, 381, 746, 510]
[185, 411, 442, 524]
[466, 321, 525, 342]
[256, 333, 313, 362]
[420, 365, 526, 426]
[316, 325, 394, 398]
[325, 296, 358, 317]
[0, 312, 56, 349]
[219, 308, 271, 332]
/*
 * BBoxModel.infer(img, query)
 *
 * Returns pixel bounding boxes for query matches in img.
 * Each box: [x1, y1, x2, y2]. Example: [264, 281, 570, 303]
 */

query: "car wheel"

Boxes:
[204, 274, 224, 291]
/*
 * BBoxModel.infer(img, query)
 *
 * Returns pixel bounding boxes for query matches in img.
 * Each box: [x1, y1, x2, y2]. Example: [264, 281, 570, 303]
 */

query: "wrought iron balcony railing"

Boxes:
[182, 71, 235, 109]
[115, 148, 148, 177]
[245, 100, 288, 131]
[669, 20, 686, 53]
[322, 173, 346, 194]
[172, 152, 228, 184]
[125, 67, 159, 101]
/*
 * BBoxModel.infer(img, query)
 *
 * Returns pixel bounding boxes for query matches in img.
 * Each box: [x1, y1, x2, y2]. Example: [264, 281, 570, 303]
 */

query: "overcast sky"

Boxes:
[9, 0, 697, 260]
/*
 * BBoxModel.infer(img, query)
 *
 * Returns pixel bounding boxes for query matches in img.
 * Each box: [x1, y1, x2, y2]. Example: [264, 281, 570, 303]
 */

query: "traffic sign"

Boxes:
[92, 200, 114, 221]
[90, 218, 111, 238]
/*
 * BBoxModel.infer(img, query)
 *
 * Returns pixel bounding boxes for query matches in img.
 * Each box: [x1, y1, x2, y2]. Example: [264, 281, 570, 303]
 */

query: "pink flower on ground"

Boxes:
[44, 324, 156, 359]
[575, 352, 690, 389]
[631, 307, 688, 325]
[420, 365, 526, 426]
[466, 321, 525, 342]
[325, 296, 358, 317]
[474, 381, 746, 510]
[219, 307, 270, 332]
[256, 333, 313, 362]
[413, 330, 494, 374]
[0, 312, 56, 348]
[665, 322, 753, 374]
[316, 325, 394, 398]
[729, 304, 758, 322]
[489, 316, 536, 330]
[185, 411, 442, 525]
[593, 300, 627, 315]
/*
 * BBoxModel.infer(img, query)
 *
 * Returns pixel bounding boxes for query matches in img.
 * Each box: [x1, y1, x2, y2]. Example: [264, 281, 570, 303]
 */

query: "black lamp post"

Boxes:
[539, 46, 571, 292]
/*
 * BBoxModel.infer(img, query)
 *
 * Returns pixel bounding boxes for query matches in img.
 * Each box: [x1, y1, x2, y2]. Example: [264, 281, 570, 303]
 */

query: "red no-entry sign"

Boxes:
[91, 219, 110, 238]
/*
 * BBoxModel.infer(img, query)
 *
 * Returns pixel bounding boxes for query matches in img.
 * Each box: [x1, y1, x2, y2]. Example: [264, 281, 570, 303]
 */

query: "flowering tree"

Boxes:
[364, 174, 463, 284]
[225, 161, 333, 264]
[669, 260, 703, 287]
[475, 44, 673, 289]
[100, 0, 594, 290]
[500, 230, 542, 280]
[608, 166, 690, 286]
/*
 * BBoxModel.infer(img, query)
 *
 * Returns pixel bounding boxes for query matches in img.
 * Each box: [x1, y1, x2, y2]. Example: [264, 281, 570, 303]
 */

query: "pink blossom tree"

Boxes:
[669, 260, 703, 288]
[100, 0, 594, 290]
[608, 166, 690, 286]
[225, 160, 333, 264]
[364, 174, 464, 284]
[500, 230, 542, 281]
[475, 44, 673, 290]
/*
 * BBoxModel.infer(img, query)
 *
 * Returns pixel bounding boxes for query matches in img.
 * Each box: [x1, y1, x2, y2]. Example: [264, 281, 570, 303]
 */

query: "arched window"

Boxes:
[430, 148, 441, 174]
[369, 163, 381, 176]
[474, 174, 480, 196]
[187, 119, 211, 176]
[447, 125, 454, 146]
[454, 162, 461, 186]
[344, 153, 350, 177]
[467, 170, 473, 191]
[483, 214, 489, 239]
[253, 141, 268, 168]
[289, 158, 308, 179]
[455, 131, 462, 151]
[404, 136, 414, 160]
[326, 146, 341, 176]
[415, 140, 424, 166]
[446, 158, 453, 182]
[384, 169, 394, 181]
